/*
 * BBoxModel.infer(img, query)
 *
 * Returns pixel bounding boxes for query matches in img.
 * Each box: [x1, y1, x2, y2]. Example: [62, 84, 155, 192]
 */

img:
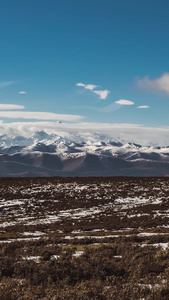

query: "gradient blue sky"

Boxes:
[1, 0, 169, 142]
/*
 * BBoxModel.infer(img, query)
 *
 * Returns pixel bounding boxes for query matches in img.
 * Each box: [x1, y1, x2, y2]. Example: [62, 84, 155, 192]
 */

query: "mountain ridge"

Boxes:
[1, 131, 169, 176]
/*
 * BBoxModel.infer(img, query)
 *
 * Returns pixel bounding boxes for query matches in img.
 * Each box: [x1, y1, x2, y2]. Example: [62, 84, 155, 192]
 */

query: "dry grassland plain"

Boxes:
[1, 177, 169, 299]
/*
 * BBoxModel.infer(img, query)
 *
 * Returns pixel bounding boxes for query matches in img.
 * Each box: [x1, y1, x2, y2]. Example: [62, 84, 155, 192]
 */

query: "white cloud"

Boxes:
[0, 104, 24, 110]
[137, 73, 169, 95]
[93, 89, 110, 99]
[76, 82, 109, 99]
[137, 106, 149, 109]
[0, 121, 169, 146]
[115, 99, 134, 105]
[0, 111, 84, 121]
[0, 81, 16, 88]
[19, 91, 27, 94]
[76, 82, 97, 91]
[76, 82, 85, 87]
[85, 84, 98, 91]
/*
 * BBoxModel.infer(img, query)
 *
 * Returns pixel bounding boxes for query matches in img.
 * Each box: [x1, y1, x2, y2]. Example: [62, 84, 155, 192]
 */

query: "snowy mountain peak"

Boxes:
[1, 131, 169, 176]
[32, 131, 52, 141]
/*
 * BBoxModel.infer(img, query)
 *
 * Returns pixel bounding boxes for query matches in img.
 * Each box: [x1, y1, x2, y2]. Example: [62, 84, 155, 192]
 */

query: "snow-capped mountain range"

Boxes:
[1, 130, 169, 176]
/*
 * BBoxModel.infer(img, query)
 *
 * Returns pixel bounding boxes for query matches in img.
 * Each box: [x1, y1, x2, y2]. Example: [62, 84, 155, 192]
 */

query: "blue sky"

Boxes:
[1, 0, 169, 143]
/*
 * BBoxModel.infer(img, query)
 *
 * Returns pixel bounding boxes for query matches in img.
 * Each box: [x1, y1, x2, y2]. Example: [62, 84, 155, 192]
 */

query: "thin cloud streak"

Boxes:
[0, 111, 84, 121]
[0, 104, 24, 110]
[137, 106, 149, 109]
[0, 81, 16, 88]
[98, 103, 120, 113]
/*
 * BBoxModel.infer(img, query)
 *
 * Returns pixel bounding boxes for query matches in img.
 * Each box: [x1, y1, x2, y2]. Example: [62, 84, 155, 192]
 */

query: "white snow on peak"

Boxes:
[1, 130, 169, 161]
